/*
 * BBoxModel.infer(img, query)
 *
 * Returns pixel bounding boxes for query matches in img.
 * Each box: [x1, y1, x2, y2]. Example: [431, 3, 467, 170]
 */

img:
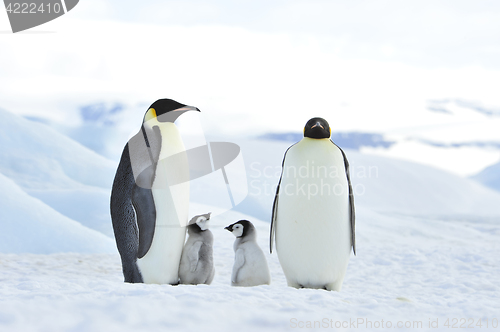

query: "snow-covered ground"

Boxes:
[474, 161, 500, 192]
[1, 208, 499, 331]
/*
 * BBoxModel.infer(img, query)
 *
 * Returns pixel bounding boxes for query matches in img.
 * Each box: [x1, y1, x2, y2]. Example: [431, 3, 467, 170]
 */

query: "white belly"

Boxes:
[276, 138, 351, 289]
[137, 123, 189, 284]
[232, 242, 271, 287]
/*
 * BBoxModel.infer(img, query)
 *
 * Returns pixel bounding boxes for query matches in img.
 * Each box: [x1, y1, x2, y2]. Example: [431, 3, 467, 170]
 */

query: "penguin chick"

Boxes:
[178, 213, 215, 285]
[225, 220, 271, 287]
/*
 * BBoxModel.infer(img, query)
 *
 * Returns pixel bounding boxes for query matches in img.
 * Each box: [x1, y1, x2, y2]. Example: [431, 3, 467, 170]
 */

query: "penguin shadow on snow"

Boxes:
[225, 220, 271, 287]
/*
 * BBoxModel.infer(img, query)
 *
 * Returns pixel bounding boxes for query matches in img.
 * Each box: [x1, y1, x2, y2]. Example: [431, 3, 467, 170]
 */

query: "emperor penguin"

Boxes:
[110, 98, 200, 284]
[225, 220, 271, 287]
[269, 117, 356, 291]
[178, 213, 215, 285]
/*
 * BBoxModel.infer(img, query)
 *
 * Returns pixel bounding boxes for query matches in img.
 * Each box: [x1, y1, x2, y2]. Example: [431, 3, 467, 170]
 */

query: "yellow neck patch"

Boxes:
[144, 108, 157, 122]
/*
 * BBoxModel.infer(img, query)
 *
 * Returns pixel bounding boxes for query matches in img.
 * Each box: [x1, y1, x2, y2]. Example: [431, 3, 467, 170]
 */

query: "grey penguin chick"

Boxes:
[225, 220, 271, 287]
[178, 213, 215, 285]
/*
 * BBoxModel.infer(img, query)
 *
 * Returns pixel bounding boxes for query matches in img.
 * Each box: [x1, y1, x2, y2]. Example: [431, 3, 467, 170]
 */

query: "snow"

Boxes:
[350, 148, 500, 216]
[362, 99, 500, 177]
[0, 108, 117, 236]
[472, 160, 500, 192]
[1, 108, 500, 331]
[27, 187, 115, 236]
[0, 108, 115, 190]
[1, 208, 499, 331]
[362, 139, 500, 177]
[0, 172, 115, 254]
[234, 138, 500, 221]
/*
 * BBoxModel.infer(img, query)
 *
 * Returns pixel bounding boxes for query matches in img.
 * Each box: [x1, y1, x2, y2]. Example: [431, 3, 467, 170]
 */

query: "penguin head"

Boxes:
[224, 220, 255, 239]
[187, 213, 211, 233]
[304, 117, 331, 139]
[143, 98, 200, 124]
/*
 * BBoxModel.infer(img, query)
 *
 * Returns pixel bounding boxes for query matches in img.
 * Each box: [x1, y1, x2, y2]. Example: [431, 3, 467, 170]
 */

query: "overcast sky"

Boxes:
[1, 0, 500, 135]
[74, 0, 500, 69]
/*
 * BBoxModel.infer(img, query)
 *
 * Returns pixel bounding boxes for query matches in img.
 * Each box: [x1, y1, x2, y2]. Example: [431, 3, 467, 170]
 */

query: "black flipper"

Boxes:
[110, 144, 144, 283]
[269, 177, 280, 254]
[128, 125, 162, 259]
[331, 140, 356, 255]
[134, 126, 161, 258]
[132, 182, 156, 259]
[270, 143, 297, 254]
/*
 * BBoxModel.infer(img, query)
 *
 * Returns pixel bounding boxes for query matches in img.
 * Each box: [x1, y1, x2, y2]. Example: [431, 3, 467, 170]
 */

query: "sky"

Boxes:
[1, 0, 500, 174]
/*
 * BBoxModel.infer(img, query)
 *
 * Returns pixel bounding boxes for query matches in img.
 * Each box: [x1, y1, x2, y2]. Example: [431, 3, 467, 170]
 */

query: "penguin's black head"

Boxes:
[224, 220, 254, 238]
[143, 98, 200, 124]
[304, 117, 331, 139]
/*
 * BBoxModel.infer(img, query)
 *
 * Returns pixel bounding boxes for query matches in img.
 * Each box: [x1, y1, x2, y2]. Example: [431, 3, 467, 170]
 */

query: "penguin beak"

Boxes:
[157, 106, 200, 123]
[224, 226, 232, 232]
[311, 122, 324, 130]
[176, 106, 200, 113]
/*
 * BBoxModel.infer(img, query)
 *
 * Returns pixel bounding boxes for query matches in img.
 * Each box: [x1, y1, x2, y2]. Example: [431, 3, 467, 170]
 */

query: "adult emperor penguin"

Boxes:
[225, 220, 271, 287]
[110, 98, 200, 284]
[270, 117, 356, 291]
[178, 213, 215, 285]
